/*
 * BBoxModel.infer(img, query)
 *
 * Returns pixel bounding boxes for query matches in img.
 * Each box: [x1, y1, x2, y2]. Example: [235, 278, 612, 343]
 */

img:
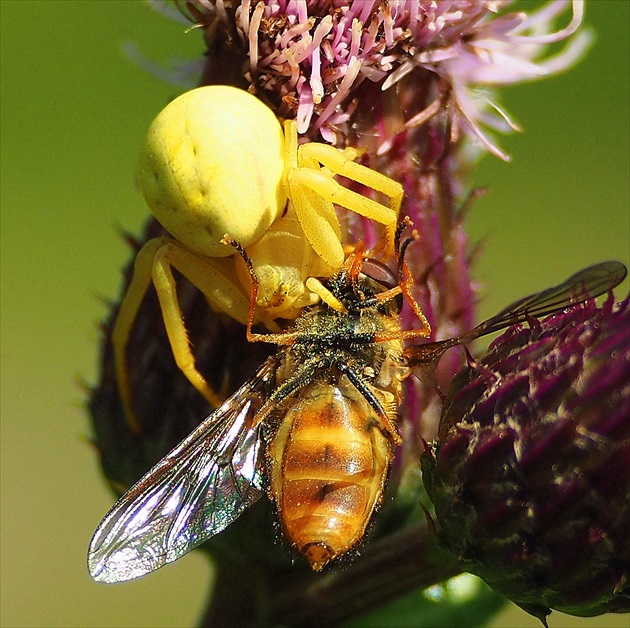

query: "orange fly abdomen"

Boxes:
[269, 379, 393, 570]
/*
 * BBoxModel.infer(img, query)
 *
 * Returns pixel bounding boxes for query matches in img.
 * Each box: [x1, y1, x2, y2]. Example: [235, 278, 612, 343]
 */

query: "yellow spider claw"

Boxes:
[116, 85, 405, 425]
[282, 118, 404, 266]
[112, 237, 249, 430]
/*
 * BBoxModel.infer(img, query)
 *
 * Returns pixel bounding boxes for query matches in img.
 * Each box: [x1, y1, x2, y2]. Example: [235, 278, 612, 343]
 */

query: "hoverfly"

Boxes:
[88, 226, 627, 583]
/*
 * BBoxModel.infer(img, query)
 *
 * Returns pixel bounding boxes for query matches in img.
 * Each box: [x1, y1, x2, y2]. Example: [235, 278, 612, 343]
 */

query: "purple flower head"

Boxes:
[179, 0, 590, 158]
[423, 296, 630, 622]
[164, 3, 593, 451]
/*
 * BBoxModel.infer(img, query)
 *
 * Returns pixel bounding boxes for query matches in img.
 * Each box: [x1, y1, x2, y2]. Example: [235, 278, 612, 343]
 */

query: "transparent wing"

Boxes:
[88, 355, 279, 583]
[406, 261, 627, 366]
[475, 261, 627, 335]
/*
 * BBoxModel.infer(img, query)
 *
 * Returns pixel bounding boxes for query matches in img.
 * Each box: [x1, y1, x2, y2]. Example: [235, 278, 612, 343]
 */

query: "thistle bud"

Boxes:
[422, 296, 630, 622]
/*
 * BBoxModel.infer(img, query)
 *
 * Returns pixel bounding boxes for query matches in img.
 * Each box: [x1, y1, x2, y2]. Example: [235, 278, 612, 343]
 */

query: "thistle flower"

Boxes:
[178, 0, 590, 158]
[422, 296, 630, 623]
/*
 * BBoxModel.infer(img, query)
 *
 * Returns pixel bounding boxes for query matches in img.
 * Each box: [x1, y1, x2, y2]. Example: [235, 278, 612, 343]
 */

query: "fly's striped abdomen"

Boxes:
[269, 379, 393, 570]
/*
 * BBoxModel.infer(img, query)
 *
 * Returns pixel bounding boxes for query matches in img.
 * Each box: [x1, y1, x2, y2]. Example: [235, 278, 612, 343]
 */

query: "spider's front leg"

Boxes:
[112, 236, 278, 431]
[283, 120, 404, 268]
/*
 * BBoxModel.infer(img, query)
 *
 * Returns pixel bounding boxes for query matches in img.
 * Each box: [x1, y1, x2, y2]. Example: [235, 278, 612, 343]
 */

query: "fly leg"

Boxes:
[337, 362, 402, 446]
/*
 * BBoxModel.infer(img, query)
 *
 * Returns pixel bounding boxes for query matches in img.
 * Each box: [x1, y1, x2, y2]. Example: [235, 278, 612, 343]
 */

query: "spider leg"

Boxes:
[299, 142, 403, 249]
[287, 170, 345, 269]
[281, 120, 344, 269]
[112, 239, 159, 433]
[113, 237, 277, 430]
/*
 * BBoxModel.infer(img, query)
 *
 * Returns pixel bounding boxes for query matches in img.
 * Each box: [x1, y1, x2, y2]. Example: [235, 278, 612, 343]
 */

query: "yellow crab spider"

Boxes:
[115, 85, 404, 429]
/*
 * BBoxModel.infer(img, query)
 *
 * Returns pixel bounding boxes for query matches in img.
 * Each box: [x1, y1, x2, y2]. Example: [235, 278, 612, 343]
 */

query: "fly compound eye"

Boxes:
[360, 259, 398, 291]
[360, 259, 403, 311]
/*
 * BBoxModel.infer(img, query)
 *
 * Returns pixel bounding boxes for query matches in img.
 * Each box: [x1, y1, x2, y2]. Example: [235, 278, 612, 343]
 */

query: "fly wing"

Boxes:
[406, 261, 627, 366]
[473, 261, 627, 336]
[88, 355, 279, 583]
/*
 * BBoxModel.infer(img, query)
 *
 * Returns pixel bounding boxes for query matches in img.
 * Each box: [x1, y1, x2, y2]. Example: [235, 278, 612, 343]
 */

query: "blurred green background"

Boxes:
[1, 1, 627, 627]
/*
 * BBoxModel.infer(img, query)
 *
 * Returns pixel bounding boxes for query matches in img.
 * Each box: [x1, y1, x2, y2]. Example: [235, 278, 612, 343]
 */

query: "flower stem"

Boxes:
[200, 519, 460, 627]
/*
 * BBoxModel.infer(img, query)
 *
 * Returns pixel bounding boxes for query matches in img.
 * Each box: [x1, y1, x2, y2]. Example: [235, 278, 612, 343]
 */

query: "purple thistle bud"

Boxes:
[422, 296, 630, 623]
